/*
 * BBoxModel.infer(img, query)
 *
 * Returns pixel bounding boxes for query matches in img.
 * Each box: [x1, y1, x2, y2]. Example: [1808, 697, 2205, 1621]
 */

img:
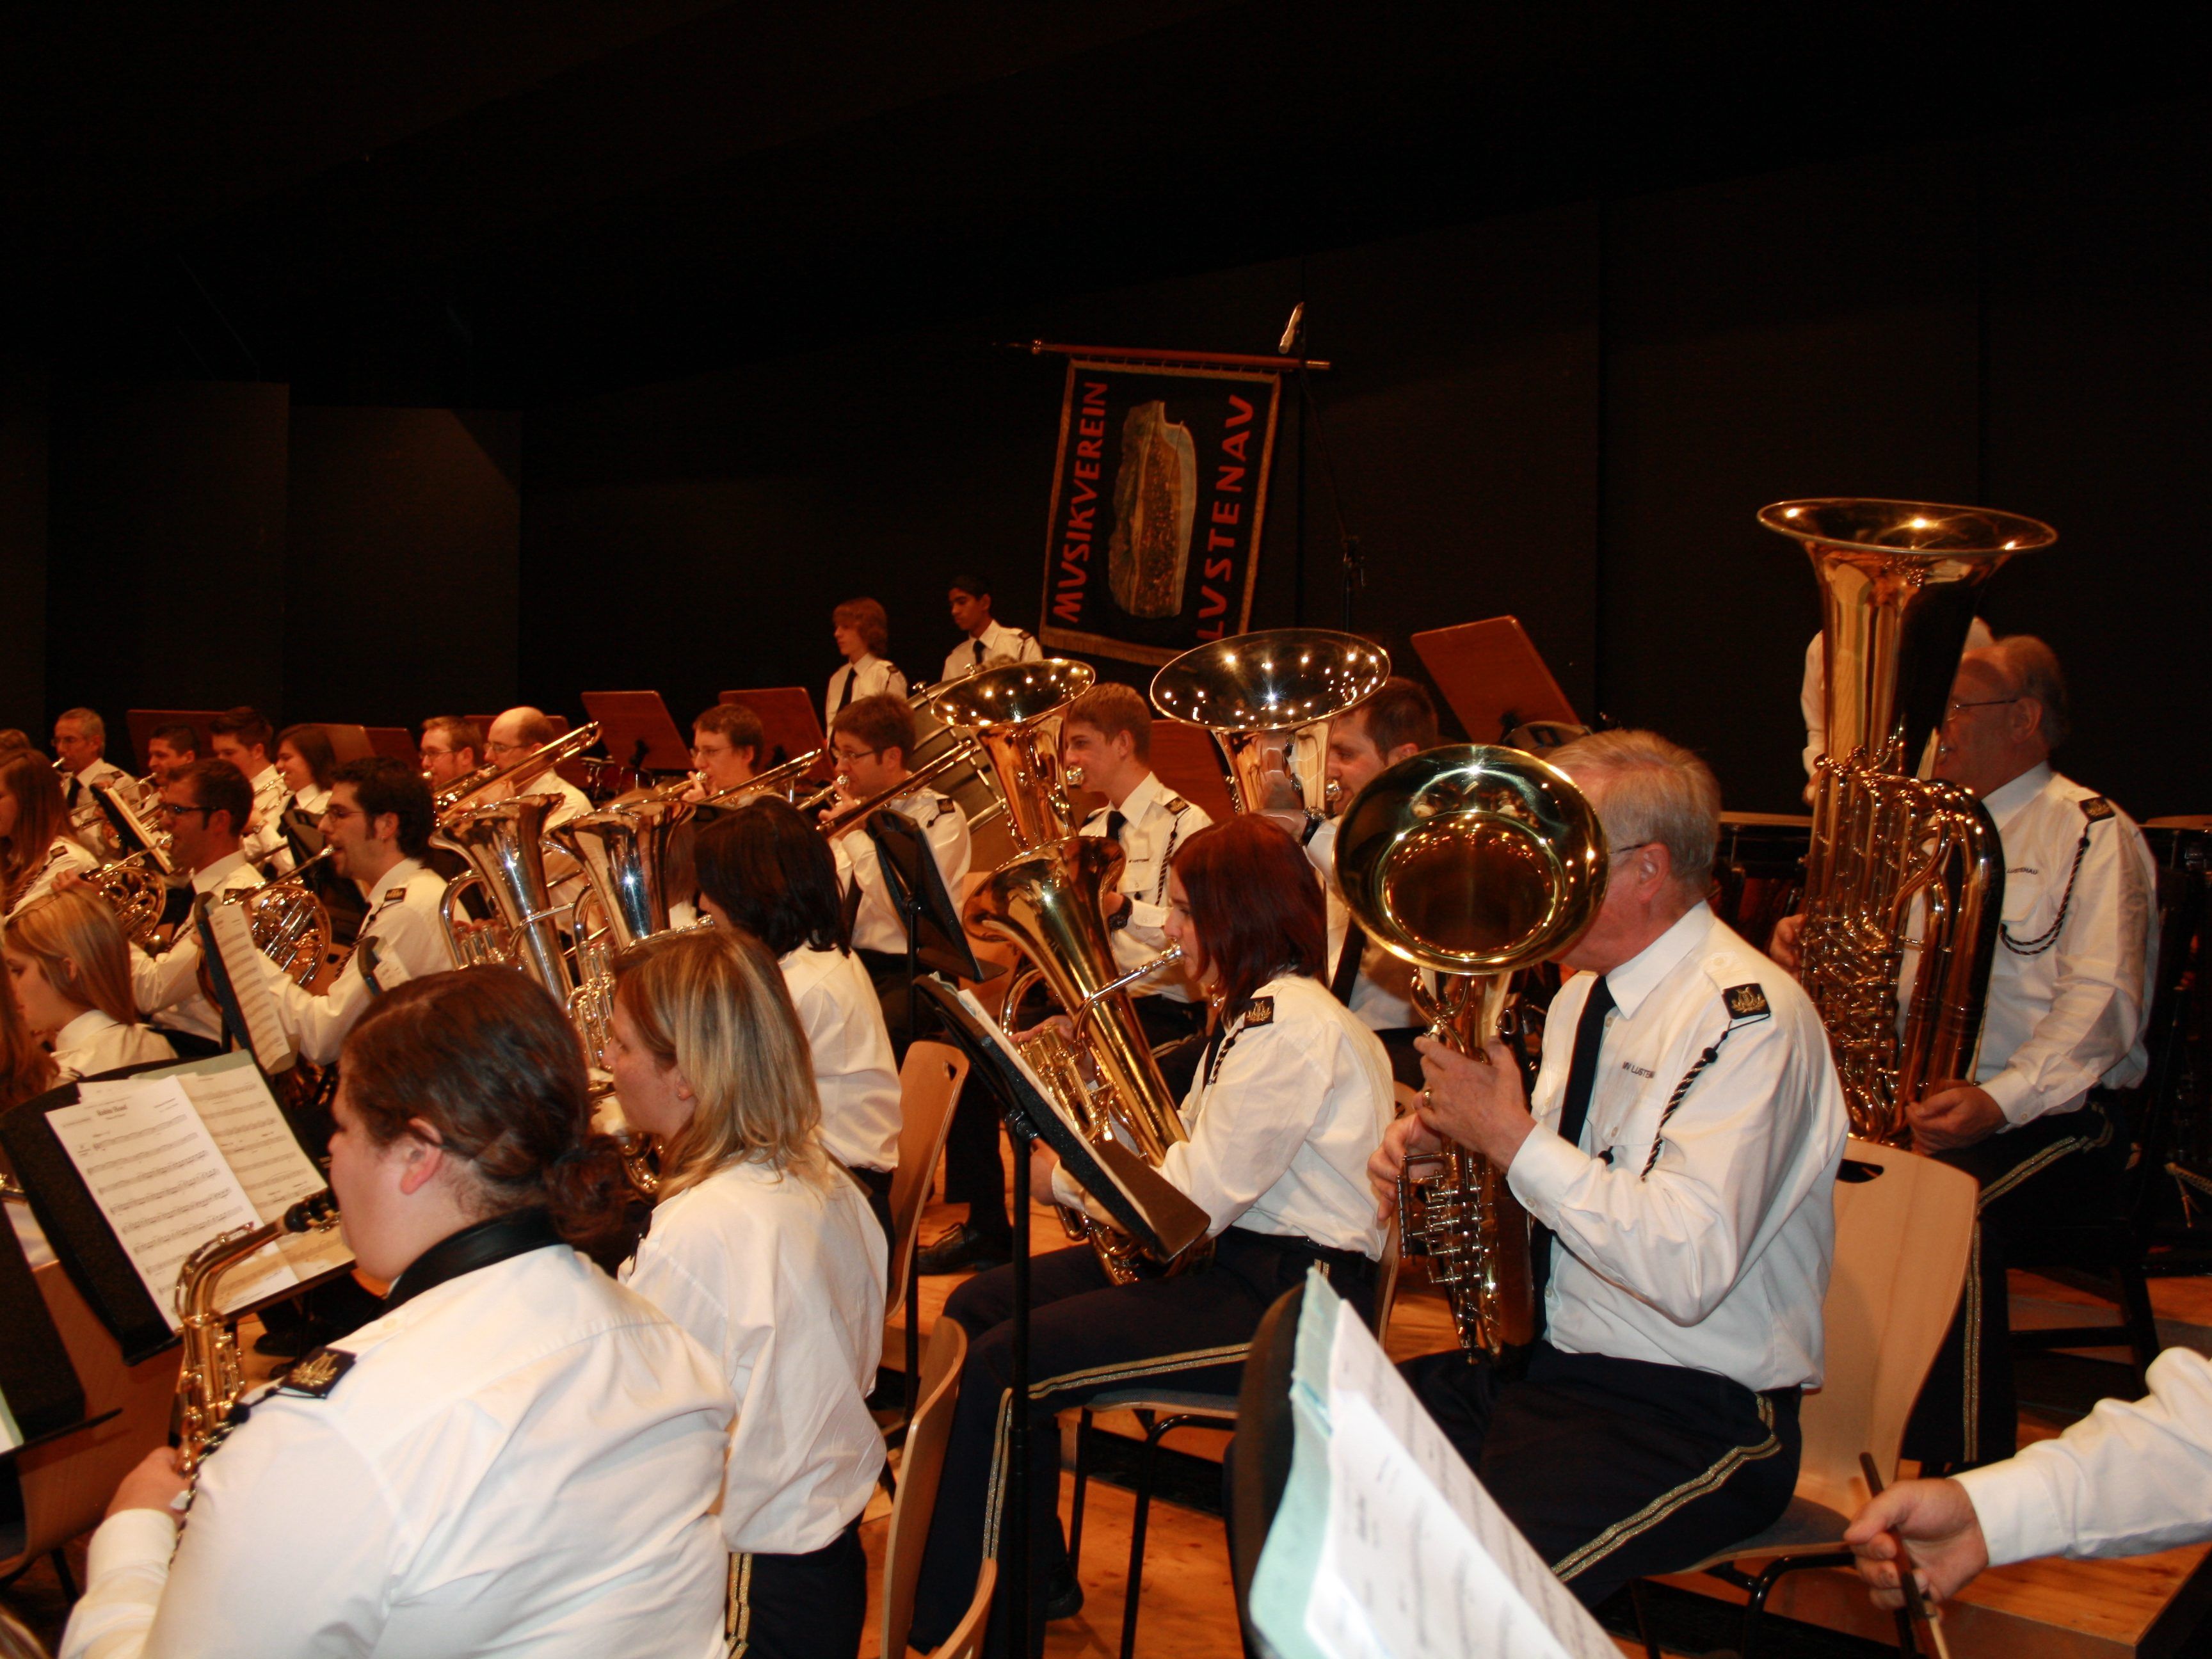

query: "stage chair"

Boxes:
[1630, 1139, 1979, 1659]
[0, 1260, 180, 1596]
[883, 1041, 970, 1422]
[878, 1320, 970, 1659]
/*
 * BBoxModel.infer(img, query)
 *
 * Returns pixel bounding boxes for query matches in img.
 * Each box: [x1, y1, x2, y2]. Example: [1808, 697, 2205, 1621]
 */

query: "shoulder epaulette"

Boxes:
[2081, 796, 2115, 823]
[384, 886, 410, 904]
[1721, 983, 1772, 1023]
[277, 1345, 357, 1399]
[1164, 795, 1190, 815]
[1244, 997, 1275, 1027]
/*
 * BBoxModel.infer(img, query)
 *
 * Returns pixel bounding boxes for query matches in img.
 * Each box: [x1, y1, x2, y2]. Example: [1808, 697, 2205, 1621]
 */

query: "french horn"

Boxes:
[1336, 744, 1608, 1358]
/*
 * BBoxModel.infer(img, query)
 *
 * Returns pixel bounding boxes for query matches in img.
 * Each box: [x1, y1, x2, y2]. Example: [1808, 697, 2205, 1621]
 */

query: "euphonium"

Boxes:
[932, 660, 1206, 1283]
[437, 793, 576, 1002]
[1336, 745, 1609, 1358]
[1150, 629, 1391, 813]
[551, 796, 692, 1061]
[175, 1189, 342, 1476]
[1762, 499, 2055, 1141]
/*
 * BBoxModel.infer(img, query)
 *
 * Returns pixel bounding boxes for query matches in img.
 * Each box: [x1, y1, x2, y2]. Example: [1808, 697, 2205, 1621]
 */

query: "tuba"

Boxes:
[1337, 745, 1609, 1358]
[437, 793, 577, 1003]
[174, 1189, 342, 1476]
[931, 661, 1206, 1284]
[1151, 629, 1391, 813]
[1763, 499, 2054, 1141]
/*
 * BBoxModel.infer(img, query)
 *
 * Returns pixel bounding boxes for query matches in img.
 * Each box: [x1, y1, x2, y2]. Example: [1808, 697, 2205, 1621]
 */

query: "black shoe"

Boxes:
[1045, 1562, 1085, 1622]
[915, 1222, 1014, 1276]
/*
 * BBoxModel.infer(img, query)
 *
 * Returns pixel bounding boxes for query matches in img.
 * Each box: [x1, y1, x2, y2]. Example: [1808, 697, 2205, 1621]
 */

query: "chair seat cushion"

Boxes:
[1679, 1495, 1852, 1572]
[1084, 1387, 1241, 1418]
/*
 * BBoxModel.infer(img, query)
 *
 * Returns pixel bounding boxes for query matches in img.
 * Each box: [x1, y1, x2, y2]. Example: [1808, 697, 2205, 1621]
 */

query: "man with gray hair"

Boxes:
[1890, 634, 2156, 1470]
[52, 705, 134, 853]
[1368, 728, 1847, 1606]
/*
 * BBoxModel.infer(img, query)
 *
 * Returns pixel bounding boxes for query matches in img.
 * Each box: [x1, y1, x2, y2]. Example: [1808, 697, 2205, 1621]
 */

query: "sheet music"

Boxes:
[170, 1055, 348, 1280]
[1320, 1302, 1615, 1659]
[207, 899, 296, 1072]
[48, 1080, 287, 1331]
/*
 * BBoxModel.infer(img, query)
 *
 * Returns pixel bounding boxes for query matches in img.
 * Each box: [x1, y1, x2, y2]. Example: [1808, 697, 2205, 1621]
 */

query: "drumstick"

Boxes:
[1859, 1452, 1950, 1659]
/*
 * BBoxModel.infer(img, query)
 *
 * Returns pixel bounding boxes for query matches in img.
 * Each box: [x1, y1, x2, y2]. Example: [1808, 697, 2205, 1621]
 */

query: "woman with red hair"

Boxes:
[911, 813, 1395, 1659]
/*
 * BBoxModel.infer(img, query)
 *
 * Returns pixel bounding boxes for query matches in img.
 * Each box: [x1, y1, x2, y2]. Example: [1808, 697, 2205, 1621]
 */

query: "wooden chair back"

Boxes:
[879, 1319, 970, 1658]
[886, 1041, 969, 1316]
[1797, 1139, 1978, 1514]
[0, 1261, 180, 1576]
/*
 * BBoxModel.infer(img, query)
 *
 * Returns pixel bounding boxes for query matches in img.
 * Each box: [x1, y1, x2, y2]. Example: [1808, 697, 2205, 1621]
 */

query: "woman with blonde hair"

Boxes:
[4, 889, 175, 1080]
[1, 750, 95, 921]
[609, 926, 886, 1659]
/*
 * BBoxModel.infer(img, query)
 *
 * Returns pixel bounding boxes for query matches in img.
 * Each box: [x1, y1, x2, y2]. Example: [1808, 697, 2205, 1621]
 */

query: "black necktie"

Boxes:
[1528, 974, 1614, 1338]
[1105, 808, 1127, 844]
[972, 638, 986, 667]
[836, 667, 856, 713]
[1329, 917, 1366, 1004]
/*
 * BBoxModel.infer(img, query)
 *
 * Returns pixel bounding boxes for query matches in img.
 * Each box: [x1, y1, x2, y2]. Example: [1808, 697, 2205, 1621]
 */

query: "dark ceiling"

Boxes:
[7, 1, 2203, 406]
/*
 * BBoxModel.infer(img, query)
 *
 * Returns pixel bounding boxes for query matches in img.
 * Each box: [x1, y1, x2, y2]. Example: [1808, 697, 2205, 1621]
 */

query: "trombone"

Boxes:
[433, 722, 604, 814]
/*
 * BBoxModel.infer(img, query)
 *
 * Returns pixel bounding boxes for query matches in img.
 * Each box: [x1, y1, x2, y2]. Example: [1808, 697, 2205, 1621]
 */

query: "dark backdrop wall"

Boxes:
[523, 108, 2210, 817]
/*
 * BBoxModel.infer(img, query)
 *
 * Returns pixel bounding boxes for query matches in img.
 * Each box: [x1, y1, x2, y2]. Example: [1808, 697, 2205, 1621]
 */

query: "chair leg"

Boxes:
[1069, 1408, 1094, 1571]
[1627, 1580, 1664, 1659]
[53, 1545, 79, 1602]
[1121, 1415, 1173, 1659]
[1736, 1551, 1853, 1659]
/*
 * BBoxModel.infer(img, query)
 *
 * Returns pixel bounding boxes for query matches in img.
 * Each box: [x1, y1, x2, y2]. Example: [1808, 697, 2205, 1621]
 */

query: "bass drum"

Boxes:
[1710, 812, 1810, 956]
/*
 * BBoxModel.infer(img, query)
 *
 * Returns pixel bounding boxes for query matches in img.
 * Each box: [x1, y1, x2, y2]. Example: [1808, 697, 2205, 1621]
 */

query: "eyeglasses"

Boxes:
[154, 801, 209, 821]
[484, 740, 529, 757]
[419, 746, 453, 760]
[1943, 696, 2018, 723]
[691, 742, 731, 758]
[321, 803, 361, 823]
[831, 744, 882, 765]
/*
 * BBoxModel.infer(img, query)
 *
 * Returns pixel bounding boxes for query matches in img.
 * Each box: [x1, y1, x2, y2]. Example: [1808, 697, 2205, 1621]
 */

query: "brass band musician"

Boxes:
[1370, 730, 1846, 1606]
[144, 721, 200, 781]
[826, 597, 908, 725]
[417, 716, 485, 790]
[682, 701, 762, 800]
[124, 758, 264, 1050]
[1, 749, 98, 922]
[52, 705, 133, 853]
[207, 707, 291, 873]
[942, 572, 1041, 682]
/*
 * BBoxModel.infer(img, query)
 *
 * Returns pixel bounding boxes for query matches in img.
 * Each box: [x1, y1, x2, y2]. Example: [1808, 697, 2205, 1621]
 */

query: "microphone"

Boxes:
[1278, 302, 1304, 355]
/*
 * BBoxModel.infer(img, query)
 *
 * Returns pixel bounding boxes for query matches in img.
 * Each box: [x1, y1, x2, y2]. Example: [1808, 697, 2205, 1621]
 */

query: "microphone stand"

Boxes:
[1280, 303, 1366, 632]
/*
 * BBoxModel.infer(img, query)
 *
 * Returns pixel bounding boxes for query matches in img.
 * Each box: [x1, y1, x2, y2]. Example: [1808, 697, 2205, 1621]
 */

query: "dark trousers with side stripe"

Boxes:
[910, 1236, 1376, 1659]
[726, 1518, 867, 1659]
[1902, 1102, 2124, 1469]
[1403, 1343, 1802, 1607]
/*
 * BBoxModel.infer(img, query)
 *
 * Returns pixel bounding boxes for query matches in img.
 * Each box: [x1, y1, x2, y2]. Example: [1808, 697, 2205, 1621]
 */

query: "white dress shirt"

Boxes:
[1301, 817, 1420, 1031]
[1962, 764, 2157, 1127]
[941, 619, 1041, 684]
[1059, 973, 1391, 1256]
[131, 851, 262, 1043]
[1079, 769, 1211, 995]
[51, 1009, 176, 1082]
[262, 857, 452, 1064]
[780, 943, 902, 1173]
[1957, 1345, 2212, 1569]
[290, 783, 332, 819]
[825, 653, 909, 726]
[834, 787, 972, 956]
[6, 835, 97, 921]
[241, 765, 291, 870]
[622, 1159, 886, 1556]
[1509, 902, 1847, 1393]
[60, 1240, 733, 1659]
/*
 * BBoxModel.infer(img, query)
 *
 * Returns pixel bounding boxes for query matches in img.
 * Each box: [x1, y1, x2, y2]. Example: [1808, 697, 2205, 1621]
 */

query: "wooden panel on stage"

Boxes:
[719, 687, 825, 771]
[1410, 616, 1580, 744]
[124, 708, 230, 771]
[318, 723, 375, 764]
[582, 691, 691, 773]
[364, 726, 417, 763]
[1150, 722, 1235, 822]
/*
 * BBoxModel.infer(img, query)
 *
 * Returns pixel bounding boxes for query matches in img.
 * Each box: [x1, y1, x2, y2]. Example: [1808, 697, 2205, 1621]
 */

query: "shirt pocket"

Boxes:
[2000, 863, 2054, 939]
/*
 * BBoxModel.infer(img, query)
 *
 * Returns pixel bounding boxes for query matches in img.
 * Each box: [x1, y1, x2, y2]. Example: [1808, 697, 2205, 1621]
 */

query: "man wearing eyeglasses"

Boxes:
[680, 703, 762, 801]
[1887, 636, 2158, 1470]
[115, 760, 263, 1051]
[259, 758, 452, 1065]
[479, 707, 592, 827]
[417, 716, 485, 790]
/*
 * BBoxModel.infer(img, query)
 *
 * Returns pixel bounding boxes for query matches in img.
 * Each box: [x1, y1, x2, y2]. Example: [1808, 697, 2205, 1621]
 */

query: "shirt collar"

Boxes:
[250, 765, 281, 794]
[364, 857, 426, 903]
[381, 1207, 566, 1312]
[1114, 769, 1165, 819]
[57, 1007, 120, 1048]
[1598, 901, 1714, 1021]
[1980, 760, 2055, 825]
[193, 849, 253, 894]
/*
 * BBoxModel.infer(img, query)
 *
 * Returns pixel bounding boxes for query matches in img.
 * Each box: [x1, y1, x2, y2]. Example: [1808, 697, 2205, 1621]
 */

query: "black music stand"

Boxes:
[863, 808, 999, 1420]
[915, 979, 1210, 1659]
[0, 1194, 87, 1455]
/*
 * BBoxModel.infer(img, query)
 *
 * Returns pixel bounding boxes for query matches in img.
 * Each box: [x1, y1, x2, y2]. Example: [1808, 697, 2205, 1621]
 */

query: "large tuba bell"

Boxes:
[550, 796, 693, 1061]
[1337, 744, 1609, 1358]
[931, 661, 1206, 1284]
[1150, 628, 1391, 813]
[1763, 499, 2053, 1141]
[437, 793, 577, 1002]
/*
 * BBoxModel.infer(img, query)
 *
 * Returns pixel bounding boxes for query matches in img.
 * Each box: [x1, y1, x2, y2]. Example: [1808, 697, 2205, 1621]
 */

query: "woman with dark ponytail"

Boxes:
[60, 968, 735, 1659]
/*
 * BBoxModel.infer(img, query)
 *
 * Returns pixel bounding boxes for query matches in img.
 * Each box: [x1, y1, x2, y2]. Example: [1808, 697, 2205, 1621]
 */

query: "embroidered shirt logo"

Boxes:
[1244, 997, 1274, 1026]
[1619, 1060, 1656, 1078]
[278, 1346, 357, 1399]
[1722, 983, 1772, 1023]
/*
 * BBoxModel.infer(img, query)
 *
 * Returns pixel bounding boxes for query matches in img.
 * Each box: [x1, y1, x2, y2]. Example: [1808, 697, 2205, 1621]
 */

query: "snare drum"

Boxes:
[1710, 812, 1810, 954]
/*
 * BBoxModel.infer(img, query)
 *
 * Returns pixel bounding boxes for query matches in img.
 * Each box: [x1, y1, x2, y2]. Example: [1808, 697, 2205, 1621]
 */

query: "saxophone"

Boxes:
[1761, 499, 2055, 1141]
[174, 1189, 342, 1476]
